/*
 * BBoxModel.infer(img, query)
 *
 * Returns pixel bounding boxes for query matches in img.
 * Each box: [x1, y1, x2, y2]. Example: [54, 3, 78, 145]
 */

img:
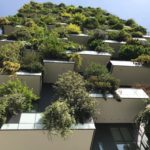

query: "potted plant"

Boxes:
[39, 33, 75, 83]
[67, 23, 90, 46]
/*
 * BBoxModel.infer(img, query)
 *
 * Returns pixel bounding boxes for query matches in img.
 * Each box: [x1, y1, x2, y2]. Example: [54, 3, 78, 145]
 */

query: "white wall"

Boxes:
[111, 65, 150, 86]
[0, 129, 94, 150]
[94, 96, 146, 123]
[43, 60, 75, 83]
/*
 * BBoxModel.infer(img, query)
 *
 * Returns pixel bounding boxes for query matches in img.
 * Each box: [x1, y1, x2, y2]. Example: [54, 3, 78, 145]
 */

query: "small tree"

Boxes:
[55, 71, 95, 123]
[42, 100, 75, 137]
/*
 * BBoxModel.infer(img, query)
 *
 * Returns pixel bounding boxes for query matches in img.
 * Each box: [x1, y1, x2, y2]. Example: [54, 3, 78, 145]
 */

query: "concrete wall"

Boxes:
[0, 72, 42, 96]
[104, 40, 126, 58]
[78, 52, 111, 72]
[93, 96, 146, 123]
[0, 129, 94, 150]
[43, 60, 75, 83]
[68, 34, 90, 46]
[3, 25, 16, 35]
[111, 65, 150, 86]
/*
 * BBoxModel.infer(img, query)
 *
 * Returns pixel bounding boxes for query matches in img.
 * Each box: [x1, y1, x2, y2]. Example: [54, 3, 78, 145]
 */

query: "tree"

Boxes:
[55, 71, 95, 123]
[42, 100, 75, 137]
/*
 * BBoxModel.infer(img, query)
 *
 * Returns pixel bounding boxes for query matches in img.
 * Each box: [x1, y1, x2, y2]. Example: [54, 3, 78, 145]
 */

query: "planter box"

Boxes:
[68, 34, 90, 46]
[133, 37, 148, 45]
[77, 51, 111, 72]
[110, 60, 150, 86]
[43, 60, 75, 83]
[91, 88, 149, 123]
[143, 35, 150, 40]
[0, 72, 42, 96]
[103, 40, 126, 58]
[0, 113, 95, 150]
[0, 39, 14, 47]
[3, 25, 22, 35]
[47, 24, 56, 30]
[137, 123, 149, 150]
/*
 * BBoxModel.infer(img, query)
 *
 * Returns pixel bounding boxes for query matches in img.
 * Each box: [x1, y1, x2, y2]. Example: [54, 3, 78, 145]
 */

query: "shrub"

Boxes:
[83, 17, 99, 29]
[1, 61, 20, 74]
[88, 39, 114, 53]
[131, 31, 143, 38]
[1, 93, 26, 116]
[84, 63, 108, 78]
[133, 26, 147, 34]
[55, 71, 95, 123]
[71, 13, 86, 26]
[132, 55, 150, 66]
[66, 23, 81, 34]
[92, 29, 108, 40]
[21, 52, 43, 73]
[111, 22, 124, 30]
[0, 80, 39, 111]
[125, 19, 136, 27]
[0, 17, 10, 26]
[40, 15, 56, 25]
[0, 42, 23, 63]
[39, 33, 67, 60]
[84, 63, 119, 94]
[42, 100, 75, 137]
[108, 31, 119, 41]
[119, 44, 150, 60]
[7, 27, 32, 41]
[117, 30, 132, 41]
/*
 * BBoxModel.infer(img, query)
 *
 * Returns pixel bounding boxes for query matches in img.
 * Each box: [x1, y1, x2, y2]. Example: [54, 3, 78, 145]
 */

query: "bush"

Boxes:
[119, 44, 150, 60]
[0, 80, 39, 111]
[39, 33, 67, 60]
[66, 23, 81, 34]
[71, 13, 86, 26]
[117, 30, 132, 41]
[111, 22, 124, 30]
[21, 52, 43, 73]
[84, 63, 119, 94]
[132, 55, 150, 66]
[42, 100, 75, 137]
[108, 31, 119, 41]
[88, 39, 114, 53]
[133, 26, 147, 34]
[7, 27, 32, 41]
[0, 17, 10, 26]
[0, 42, 23, 63]
[55, 71, 95, 123]
[83, 17, 99, 29]
[92, 29, 108, 40]
[1, 61, 20, 74]
[125, 19, 136, 27]
[84, 63, 108, 78]
[131, 31, 143, 38]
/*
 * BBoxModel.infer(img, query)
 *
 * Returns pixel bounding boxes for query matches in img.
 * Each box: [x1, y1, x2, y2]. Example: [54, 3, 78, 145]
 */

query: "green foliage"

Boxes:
[0, 80, 39, 111]
[0, 42, 23, 63]
[39, 33, 67, 60]
[8, 27, 32, 41]
[70, 13, 86, 26]
[92, 29, 108, 40]
[111, 22, 124, 30]
[119, 44, 150, 60]
[43, 100, 75, 137]
[125, 19, 136, 27]
[84, 63, 119, 94]
[132, 54, 150, 66]
[108, 31, 119, 41]
[133, 25, 147, 34]
[55, 71, 95, 123]
[66, 23, 81, 34]
[131, 31, 143, 38]
[88, 39, 114, 53]
[1, 61, 20, 75]
[40, 15, 56, 25]
[117, 30, 132, 41]
[21, 52, 43, 73]
[69, 53, 82, 70]
[0, 17, 10, 26]
[84, 63, 108, 78]
[83, 17, 99, 29]
[136, 104, 150, 135]
[64, 41, 85, 52]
